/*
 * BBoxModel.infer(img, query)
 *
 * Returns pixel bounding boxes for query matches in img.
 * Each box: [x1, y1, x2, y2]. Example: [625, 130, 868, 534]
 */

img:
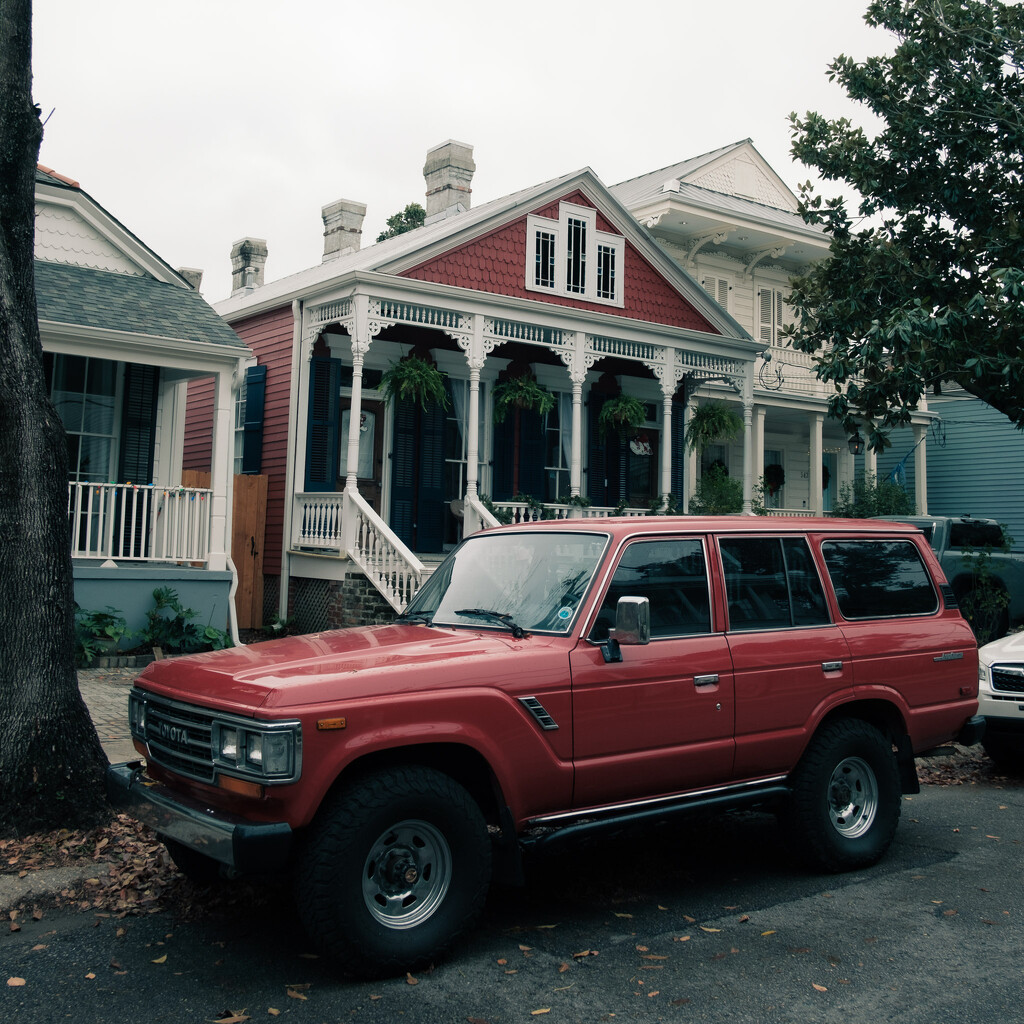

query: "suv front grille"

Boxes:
[991, 664, 1024, 695]
[133, 691, 216, 784]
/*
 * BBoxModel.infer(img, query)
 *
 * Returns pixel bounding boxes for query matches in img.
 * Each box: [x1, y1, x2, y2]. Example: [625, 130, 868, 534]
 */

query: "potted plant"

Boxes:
[597, 394, 646, 437]
[684, 400, 743, 453]
[380, 355, 449, 411]
[492, 375, 555, 423]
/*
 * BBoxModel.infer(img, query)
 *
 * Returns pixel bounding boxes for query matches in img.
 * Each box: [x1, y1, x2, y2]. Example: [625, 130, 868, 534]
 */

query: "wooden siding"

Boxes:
[184, 304, 296, 577]
[876, 397, 1024, 550]
[401, 192, 718, 333]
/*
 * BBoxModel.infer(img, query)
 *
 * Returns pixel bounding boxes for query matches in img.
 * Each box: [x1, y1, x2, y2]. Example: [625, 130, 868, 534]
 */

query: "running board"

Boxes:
[519, 783, 792, 855]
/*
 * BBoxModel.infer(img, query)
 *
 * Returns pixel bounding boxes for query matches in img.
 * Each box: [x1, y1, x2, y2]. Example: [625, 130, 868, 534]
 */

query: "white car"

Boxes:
[977, 630, 1024, 771]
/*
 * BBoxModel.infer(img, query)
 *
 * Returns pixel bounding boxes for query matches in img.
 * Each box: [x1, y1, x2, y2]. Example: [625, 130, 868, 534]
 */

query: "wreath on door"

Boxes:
[764, 463, 785, 497]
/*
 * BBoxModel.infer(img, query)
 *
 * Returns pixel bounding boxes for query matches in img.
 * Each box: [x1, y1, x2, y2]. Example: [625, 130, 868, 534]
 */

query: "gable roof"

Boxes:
[215, 167, 752, 342]
[35, 261, 247, 350]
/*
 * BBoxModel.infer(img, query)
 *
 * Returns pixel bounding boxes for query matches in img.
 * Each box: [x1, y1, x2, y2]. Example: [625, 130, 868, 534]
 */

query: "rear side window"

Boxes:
[720, 537, 830, 631]
[822, 540, 937, 619]
[590, 538, 711, 640]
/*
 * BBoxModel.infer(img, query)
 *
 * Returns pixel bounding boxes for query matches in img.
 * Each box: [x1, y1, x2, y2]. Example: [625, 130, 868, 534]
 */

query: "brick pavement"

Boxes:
[78, 665, 139, 763]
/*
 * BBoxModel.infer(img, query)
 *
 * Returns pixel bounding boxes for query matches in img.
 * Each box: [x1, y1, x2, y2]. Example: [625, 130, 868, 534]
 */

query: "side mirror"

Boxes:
[602, 596, 650, 662]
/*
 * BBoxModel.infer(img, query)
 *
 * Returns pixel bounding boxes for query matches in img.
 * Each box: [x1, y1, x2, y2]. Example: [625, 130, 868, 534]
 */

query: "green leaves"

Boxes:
[789, 0, 1024, 443]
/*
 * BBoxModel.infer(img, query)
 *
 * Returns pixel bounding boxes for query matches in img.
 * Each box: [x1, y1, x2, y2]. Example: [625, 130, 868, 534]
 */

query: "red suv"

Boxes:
[108, 516, 982, 976]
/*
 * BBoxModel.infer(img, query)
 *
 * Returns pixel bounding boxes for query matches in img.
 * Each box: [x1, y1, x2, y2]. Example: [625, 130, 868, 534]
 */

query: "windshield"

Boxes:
[406, 530, 609, 634]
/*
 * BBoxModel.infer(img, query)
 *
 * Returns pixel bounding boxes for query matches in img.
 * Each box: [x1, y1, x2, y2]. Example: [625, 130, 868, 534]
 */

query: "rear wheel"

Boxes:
[295, 766, 491, 977]
[784, 719, 902, 872]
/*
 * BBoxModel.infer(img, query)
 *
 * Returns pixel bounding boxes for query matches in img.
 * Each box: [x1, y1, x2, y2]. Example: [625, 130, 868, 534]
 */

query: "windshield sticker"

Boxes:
[557, 607, 573, 621]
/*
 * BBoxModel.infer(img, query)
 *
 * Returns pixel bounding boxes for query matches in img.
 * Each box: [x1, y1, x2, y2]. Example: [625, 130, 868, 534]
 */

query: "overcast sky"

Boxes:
[31, 0, 888, 302]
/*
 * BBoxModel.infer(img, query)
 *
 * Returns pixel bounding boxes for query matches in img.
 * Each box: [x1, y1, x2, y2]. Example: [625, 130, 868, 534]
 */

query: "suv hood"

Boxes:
[979, 630, 1024, 666]
[135, 624, 556, 713]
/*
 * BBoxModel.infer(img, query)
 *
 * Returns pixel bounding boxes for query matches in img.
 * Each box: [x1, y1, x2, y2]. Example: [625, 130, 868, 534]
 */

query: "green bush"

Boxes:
[688, 464, 743, 514]
[74, 605, 131, 667]
[832, 475, 915, 518]
[140, 587, 231, 654]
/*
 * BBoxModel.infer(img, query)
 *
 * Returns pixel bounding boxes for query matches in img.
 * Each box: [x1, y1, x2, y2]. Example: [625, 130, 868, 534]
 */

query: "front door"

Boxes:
[340, 399, 384, 514]
[570, 536, 735, 807]
[389, 394, 446, 553]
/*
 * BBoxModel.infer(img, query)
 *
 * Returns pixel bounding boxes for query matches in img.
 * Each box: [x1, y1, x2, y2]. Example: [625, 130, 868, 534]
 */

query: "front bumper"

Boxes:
[106, 761, 293, 874]
[956, 715, 987, 748]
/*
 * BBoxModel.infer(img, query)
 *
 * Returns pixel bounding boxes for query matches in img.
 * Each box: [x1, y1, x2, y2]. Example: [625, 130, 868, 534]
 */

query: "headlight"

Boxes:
[212, 719, 302, 783]
[979, 663, 989, 689]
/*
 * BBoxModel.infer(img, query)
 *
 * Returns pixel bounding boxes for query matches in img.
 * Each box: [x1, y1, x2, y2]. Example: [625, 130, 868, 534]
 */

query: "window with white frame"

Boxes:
[233, 373, 248, 475]
[526, 202, 625, 307]
[48, 353, 121, 482]
[700, 274, 730, 312]
[758, 285, 791, 345]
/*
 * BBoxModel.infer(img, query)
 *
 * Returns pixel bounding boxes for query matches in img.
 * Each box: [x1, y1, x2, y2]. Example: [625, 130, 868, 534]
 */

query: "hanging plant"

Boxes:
[684, 400, 743, 454]
[493, 375, 555, 423]
[764, 462, 785, 497]
[597, 394, 646, 438]
[380, 355, 449, 411]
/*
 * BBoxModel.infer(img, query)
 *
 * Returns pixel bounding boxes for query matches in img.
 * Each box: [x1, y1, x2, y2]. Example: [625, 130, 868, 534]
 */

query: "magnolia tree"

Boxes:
[0, 0, 110, 834]
[787, 0, 1024, 450]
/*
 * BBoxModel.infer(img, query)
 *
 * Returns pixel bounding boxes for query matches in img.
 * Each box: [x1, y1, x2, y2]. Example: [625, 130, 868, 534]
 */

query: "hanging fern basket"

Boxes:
[493, 376, 556, 423]
[684, 400, 743, 454]
[380, 356, 449, 411]
[597, 394, 646, 438]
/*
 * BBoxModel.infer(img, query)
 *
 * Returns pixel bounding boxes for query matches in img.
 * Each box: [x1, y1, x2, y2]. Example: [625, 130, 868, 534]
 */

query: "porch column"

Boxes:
[753, 405, 766, 496]
[571, 379, 584, 498]
[341, 295, 374, 552]
[684, 399, 698, 511]
[457, 314, 486, 535]
[914, 422, 928, 514]
[660, 390, 673, 502]
[810, 412, 824, 516]
[864, 443, 877, 483]
[206, 365, 234, 571]
[741, 367, 755, 514]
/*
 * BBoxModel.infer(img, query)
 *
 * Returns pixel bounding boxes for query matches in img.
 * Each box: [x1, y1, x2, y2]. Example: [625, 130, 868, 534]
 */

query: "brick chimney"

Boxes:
[230, 238, 268, 296]
[322, 199, 366, 260]
[423, 140, 475, 221]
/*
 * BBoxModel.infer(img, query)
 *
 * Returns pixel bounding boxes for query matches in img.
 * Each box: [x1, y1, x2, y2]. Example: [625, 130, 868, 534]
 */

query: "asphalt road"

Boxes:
[3, 776, 1022, 1024]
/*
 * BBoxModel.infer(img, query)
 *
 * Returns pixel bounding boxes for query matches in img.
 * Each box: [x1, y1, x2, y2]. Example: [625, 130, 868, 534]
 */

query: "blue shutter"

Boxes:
[517, 409, 545, 497]
[241, 364, 267, 474]
[587, 396, 607, 505]
[390, 396, 418, 547]
[118, 363, 159, 484]
[416, 399, 447, 553]
[492, 417, 514, 501]
[671, 397, 687, 499]
[304, 357, 341, 491]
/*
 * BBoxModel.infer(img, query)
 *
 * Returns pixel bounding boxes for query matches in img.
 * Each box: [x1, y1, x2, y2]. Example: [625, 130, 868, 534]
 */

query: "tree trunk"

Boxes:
[0, 0, 109, 836]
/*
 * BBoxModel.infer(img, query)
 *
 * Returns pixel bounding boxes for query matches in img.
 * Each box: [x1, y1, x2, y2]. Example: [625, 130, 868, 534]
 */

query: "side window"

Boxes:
[822, 540, 938, 619]
[720, 537, 830, 630]
[590, 538, 711, 640]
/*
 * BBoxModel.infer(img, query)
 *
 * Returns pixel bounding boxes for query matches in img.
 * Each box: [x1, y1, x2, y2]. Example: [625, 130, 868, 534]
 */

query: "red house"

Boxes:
[190, 142, 761, 630]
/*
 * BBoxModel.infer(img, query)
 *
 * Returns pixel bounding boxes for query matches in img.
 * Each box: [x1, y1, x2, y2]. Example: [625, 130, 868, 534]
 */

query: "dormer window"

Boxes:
[526, 202, 624, 307]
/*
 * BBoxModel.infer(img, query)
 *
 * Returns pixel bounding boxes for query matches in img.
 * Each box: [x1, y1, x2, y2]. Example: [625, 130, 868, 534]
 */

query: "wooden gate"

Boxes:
[181, 471, 267, 629]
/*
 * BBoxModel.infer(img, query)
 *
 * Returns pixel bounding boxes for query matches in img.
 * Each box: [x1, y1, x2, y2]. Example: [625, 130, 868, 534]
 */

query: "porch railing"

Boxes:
[492, 501, 649, 524]
[347, 490, 425, 612]
[293, 491, 425, 612]
[68, 482, 212, 563]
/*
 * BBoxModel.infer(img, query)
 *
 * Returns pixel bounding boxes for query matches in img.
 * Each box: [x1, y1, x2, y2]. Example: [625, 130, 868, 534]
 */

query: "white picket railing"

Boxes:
[68, 482, 212, 562]
[347, 490, 425, 612]
[493, 501, 649, 523]
[295, 493, 345, 549]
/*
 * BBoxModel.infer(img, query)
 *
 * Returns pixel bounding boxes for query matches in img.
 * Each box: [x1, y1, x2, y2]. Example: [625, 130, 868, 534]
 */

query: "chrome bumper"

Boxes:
[106, 761, 292, 873]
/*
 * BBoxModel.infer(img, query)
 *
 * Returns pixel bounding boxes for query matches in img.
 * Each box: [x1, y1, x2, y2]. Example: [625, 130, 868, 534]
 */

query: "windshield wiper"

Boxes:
[395, 613, 433, 626]
[454, 608, 526, 639]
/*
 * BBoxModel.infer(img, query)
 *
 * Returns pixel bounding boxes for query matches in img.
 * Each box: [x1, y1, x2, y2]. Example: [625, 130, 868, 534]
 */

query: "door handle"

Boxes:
[694, 674, 719, 688]
[821, 661, 843, 673]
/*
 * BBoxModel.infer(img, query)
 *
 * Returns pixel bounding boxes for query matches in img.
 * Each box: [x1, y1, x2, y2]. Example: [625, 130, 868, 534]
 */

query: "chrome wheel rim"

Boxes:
[827, 756, 878, 838]
[362, 819, 452, 929]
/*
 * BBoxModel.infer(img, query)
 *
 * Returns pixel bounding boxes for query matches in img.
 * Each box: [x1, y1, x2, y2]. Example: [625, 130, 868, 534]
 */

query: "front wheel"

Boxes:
[295, 766, 491, 977]
[784, 719, 902, 872]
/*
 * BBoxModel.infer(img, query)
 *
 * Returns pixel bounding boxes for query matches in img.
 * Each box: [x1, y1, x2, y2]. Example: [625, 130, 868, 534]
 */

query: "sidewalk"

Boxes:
[78, 664, 139, 764]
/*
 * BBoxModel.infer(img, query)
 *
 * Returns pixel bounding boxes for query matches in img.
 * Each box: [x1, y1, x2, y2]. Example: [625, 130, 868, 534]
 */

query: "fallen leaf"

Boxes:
[674, 935, 691, 942]
[700, 926, 721, 933]
[268, 1010, 281, 1018]
[558, 963, 570, 973]
[497, 959, 507, 966]
[286, 989, 308, 1001]
[643, 955, 668, 961]
[813, 983, 828, 992]
[683, 914, 696, 923]
[405, 973, 418, 986]
[648, 990, 660, 997]
[151, 955, 167, 964]
[658, 905, 668, 910]
[943, 909, 958, 917]
[738, 915, 750, 923]
[635, 944, 648, 952]
[214, 1015, 249, 1024]
[613, 913, 633, 919]
[85, 973, 96, 980]
[7, 978, 26, 987]
[986, 835, 1000, 840]
[519, 944, 533, 952]
[530, 1010, 550, 1016]
[31, 944, 47, 951]
[761, 930, 776, 936]
[536, 924, 557, 930]
[671, 998, 691, 1006]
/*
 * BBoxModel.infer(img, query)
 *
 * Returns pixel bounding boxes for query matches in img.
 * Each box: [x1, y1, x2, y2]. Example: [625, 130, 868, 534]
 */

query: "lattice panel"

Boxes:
[262, 575, 280, 627]
[291, 577, 332, 634]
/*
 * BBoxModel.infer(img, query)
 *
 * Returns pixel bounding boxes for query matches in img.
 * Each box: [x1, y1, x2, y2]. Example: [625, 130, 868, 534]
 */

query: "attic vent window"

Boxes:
[525, 201, 624, 307]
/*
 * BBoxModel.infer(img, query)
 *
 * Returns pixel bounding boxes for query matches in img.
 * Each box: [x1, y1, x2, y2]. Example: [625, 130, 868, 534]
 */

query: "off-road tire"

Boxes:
[784, 719, 901, 872]
[295, 765, 491, 977]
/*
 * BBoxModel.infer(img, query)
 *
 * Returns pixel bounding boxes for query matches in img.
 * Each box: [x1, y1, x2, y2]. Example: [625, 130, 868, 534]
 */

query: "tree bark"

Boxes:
[0, 0, 109, 836]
